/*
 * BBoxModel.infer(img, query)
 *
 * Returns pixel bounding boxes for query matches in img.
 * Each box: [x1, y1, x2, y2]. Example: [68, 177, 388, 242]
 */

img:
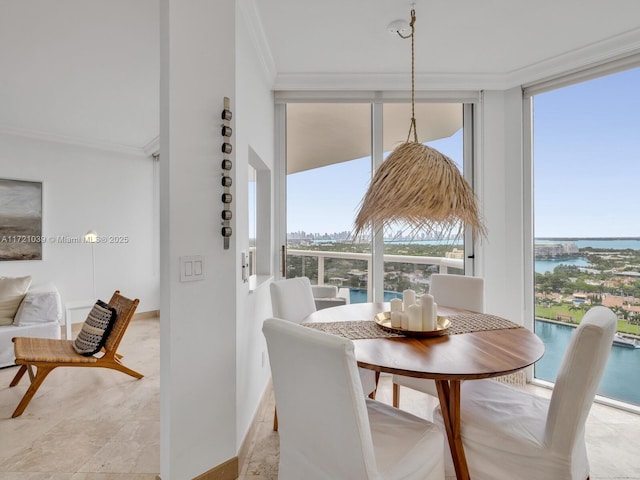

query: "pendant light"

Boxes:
[353, 8, 486, 241]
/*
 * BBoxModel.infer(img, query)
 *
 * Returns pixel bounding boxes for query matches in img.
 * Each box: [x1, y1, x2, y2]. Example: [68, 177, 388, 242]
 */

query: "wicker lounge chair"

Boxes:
[9, 290, 142, 417]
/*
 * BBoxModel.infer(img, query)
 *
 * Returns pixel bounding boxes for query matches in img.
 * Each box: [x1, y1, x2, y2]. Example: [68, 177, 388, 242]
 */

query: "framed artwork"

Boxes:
[0, 178, 43, 261]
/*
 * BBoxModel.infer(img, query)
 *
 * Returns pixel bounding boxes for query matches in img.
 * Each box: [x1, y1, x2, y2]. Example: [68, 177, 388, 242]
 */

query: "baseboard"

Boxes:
[134, 309, 160, 320]
[192, 456, 239, 480]
[238, 380, 273, 470]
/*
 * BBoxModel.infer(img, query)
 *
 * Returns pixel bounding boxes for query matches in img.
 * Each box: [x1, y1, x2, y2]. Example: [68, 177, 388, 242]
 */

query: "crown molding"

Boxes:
[0, 125, 149, 157]
[273, 27, 640, 93]
[505, 27, 640, 88]
[239, 0, 277, 85]
[143, 135, 160, 156]
[273, 72, 508, 92]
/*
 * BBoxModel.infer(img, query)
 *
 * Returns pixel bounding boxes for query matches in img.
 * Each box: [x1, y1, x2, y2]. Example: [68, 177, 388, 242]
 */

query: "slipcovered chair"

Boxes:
[263, 317, 445, 480]
[433, 305, 616, 479]
[393, 274, 484, 407]
[270, 276, 377, 430]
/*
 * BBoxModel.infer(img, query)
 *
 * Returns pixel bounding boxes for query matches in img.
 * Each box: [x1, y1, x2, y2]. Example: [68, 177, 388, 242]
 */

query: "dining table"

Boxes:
[302, 301, 545, 480]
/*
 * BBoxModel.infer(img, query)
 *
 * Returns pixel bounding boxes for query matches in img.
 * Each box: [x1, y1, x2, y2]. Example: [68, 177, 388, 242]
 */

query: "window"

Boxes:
[531, 67, 640, 407]
[283, 99, 474, 303]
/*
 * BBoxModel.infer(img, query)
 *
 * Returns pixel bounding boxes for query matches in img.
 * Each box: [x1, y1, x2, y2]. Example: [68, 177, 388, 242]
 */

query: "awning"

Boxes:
[286, 103, 462, 174]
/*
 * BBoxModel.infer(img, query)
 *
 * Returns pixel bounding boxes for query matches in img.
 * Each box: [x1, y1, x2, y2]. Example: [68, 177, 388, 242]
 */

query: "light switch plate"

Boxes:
[180, 256, 205, 282]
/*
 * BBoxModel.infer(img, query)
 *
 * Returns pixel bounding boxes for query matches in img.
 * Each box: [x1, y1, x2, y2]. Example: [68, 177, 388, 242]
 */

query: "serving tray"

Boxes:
[374, 311, 450, 338]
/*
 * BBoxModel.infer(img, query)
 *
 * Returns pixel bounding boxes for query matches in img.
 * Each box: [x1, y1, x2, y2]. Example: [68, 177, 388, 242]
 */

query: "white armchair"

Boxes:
[311, 284, 350, 311]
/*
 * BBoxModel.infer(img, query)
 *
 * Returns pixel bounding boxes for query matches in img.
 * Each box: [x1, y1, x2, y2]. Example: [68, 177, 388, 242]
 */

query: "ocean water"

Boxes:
[537, 238, 640, 250]
[535, 257, 590, 274]
[574, 239, 640, 250]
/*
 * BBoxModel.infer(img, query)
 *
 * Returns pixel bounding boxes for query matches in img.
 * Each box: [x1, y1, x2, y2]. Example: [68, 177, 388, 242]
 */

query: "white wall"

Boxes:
[476, 88, 526, 324]
[235, 0, 276, 448]
[0, 133, 159, 313]
[159, 0, 239, 478]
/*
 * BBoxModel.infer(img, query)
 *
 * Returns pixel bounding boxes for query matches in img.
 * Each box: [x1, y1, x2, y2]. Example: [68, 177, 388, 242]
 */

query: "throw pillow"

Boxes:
[73, 300, 118, 356]
[0, 276, 32, 326]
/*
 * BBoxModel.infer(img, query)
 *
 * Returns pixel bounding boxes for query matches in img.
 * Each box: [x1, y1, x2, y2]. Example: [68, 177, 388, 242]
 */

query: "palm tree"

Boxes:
[611, 306, 627, 333]
[629, 312, 640, 335]
[568, 303, 581, 323]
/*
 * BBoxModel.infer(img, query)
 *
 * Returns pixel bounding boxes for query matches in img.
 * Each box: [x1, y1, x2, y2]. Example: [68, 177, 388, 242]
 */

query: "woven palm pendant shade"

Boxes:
[353, 141, 485, 239]
[353, 9, 485, 241]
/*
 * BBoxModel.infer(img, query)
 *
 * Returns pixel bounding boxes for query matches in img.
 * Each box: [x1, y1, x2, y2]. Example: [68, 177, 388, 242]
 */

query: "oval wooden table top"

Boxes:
[303, 302, 545, 381]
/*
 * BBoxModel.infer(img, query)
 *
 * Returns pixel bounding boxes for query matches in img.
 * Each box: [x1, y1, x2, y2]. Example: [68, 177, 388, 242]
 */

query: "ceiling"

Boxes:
[1, 0, 639, 153]
[0, 0, 159, 154]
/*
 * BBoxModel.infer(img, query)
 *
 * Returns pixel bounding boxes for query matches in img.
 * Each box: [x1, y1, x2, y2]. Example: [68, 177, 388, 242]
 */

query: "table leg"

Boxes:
[436, 379, 470, 480]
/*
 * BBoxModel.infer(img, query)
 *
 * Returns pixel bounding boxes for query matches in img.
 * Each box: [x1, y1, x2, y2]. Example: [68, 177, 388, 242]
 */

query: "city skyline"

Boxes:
[287, 67, 640, 239]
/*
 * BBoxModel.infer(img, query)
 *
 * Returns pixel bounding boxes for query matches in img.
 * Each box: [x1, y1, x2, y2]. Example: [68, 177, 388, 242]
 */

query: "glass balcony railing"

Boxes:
[286, 248, 463, 302]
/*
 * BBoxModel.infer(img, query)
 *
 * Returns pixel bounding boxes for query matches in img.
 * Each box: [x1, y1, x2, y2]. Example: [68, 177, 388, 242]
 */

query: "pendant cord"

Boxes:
[400, 9, 418, 143]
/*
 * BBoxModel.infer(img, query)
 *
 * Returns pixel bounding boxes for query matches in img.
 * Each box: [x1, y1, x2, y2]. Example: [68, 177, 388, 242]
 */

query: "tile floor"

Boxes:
[2, 317, 639, 479]
[0, 317, 159, 480]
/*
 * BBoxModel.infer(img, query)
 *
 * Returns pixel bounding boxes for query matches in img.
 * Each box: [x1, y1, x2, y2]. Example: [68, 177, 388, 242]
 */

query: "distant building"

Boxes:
[614, 271, 640, 278]
[535, 242, 579, 257]
[445, 248, 464, 260]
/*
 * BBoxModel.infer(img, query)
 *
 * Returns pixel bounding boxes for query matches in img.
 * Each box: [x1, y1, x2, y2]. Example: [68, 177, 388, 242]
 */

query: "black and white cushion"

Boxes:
[73, 300, 118, 356]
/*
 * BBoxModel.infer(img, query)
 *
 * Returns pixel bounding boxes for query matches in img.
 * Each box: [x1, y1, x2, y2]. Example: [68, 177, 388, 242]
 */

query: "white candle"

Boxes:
[408, 304, 422, 331]
[400, 312, 409, 330]
[390, 298, 403, 313]
[403, 289, 416, 311]
[421, 294, 436, 331]
[433, 302, 439, 330]
[390, 311, 402, 328]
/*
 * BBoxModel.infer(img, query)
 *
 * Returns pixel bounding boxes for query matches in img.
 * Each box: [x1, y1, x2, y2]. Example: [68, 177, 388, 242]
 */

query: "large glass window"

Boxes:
[285, 101, 471, 303]
[285, 104, 372, 298]
[532, 67, 640, 407]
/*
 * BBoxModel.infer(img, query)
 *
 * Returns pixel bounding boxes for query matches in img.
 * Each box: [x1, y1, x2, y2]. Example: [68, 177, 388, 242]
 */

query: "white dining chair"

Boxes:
[263, 317, 446, 480]
[433, 305, 616, 479]
[270, 276, 377, 430]
[392, 274, 484, 407]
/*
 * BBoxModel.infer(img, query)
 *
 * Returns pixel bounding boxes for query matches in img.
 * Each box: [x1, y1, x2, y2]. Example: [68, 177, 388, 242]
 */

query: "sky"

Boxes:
[286, 125, 463, 236]
[287, 67, 640, 238]
[533, 67, 640, 237]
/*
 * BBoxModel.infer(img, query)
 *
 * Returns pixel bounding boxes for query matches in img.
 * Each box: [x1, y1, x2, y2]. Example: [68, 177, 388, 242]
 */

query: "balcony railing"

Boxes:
[287, 248, 464, 301]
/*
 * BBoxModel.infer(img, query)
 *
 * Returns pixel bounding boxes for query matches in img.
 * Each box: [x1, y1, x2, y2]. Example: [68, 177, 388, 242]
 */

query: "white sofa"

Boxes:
[0, 282, 62, 368]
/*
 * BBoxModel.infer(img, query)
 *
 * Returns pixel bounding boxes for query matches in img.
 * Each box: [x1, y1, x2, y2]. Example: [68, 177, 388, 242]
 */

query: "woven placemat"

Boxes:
[302, 320, 404, 339]
[447, 312, 520, 335]
[302, 313, 520, 340]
